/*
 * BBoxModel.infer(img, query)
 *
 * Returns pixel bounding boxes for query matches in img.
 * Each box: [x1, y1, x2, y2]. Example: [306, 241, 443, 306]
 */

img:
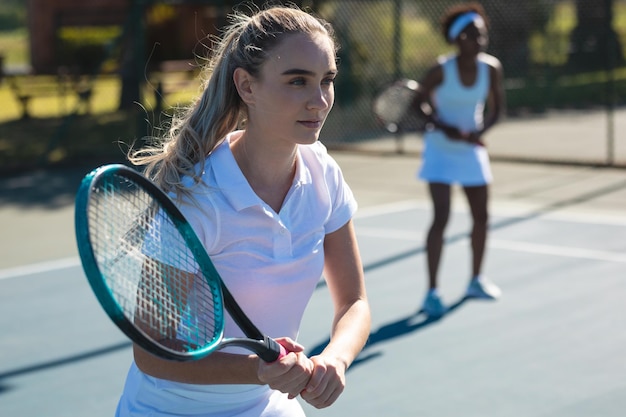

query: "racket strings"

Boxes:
[88, 175, 222, 355]
[373, 80, 425, 134]
[374, 85, 415, 125]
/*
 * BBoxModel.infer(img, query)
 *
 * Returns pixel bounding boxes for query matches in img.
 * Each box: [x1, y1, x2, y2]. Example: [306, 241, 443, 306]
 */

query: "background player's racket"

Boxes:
[75, 164, 285, 362]
[372, 78, 426, 133]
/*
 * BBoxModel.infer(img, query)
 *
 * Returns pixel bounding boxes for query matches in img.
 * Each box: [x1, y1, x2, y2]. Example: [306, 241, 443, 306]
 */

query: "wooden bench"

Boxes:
[4, 67, 93, 119]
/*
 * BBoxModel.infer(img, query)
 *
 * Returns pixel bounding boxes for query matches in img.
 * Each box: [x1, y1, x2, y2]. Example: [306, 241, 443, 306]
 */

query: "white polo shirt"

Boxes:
[116, 132, 357, 416]
[177, 131, 357, 347]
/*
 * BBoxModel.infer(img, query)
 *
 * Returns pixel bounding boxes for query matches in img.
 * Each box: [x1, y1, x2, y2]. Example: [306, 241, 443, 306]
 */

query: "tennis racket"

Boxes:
[372, 78, 426, 133]
[75, 164, 286, 362]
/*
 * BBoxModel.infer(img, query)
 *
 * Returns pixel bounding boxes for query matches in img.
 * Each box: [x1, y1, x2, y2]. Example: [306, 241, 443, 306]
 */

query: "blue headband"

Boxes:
[447, 12, 484, 42]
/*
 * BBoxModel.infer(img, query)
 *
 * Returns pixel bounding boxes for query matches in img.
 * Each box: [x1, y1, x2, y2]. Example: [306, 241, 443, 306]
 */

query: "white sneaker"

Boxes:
[466, 276, 501, 300]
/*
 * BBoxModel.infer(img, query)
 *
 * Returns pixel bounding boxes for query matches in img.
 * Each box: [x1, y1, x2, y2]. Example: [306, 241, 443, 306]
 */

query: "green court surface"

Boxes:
[1, 149, 625, 416]
[1, 196, 625, 416]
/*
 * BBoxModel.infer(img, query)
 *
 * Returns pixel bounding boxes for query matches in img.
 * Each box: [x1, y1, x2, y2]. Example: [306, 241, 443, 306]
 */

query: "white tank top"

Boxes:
[418, 53, 494, 186]
[432, 52, 490, 134]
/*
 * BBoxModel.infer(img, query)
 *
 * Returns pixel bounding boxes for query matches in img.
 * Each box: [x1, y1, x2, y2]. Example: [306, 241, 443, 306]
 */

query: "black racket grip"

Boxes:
[258, 336, 288, 362]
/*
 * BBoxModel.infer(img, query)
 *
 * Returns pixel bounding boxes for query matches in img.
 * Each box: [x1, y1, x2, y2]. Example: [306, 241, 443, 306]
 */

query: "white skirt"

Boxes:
[115, 362, 306, 417]
[418, 130, 492, 186]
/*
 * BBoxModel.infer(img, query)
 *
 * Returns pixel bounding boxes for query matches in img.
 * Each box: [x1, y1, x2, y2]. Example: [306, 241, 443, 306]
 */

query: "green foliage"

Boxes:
[0, 28, 28, 65]
[58, 26, 123, 45]
[0, 0, 26, 32]
[56, 26, 123, 73]
[529, 2, 576, 66]
[506, 69, 626, 113]
[1, 0, 625, 155]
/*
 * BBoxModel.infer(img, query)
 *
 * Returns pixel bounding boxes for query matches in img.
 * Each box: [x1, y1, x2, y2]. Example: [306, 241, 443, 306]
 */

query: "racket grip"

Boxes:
[260, 336, 288, 362]
[277, 343, 287, 359]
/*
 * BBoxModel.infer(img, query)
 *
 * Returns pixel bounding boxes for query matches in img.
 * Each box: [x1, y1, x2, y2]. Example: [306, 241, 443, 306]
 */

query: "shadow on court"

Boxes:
[307, 296, 478, 371]
[0, 167, 89, 209]
[0, 341, 131, 389]
[306, 177, 626, 370]
[361, 176, 626, 273]
[314, 175, 626, 295]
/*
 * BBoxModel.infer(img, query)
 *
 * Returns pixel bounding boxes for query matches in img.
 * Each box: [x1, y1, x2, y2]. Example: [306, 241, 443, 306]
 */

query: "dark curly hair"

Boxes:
[441, 2, 489, 43]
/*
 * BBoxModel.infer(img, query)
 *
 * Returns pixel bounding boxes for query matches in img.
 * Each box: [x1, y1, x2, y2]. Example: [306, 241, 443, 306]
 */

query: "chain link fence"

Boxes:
[309, 0, 626, 166]
[8, 0, 626, 167]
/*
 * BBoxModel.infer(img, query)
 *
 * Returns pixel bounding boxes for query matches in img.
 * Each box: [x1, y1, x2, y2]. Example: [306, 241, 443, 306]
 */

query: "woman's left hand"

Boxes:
[300, 355, 347, 409]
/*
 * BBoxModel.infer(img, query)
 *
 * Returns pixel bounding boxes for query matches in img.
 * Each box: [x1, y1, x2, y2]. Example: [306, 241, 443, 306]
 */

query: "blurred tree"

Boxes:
[0, 0, 26, 31]
[118, 0, 146, 110]
[567, 0, 623, 70]
[481, 1, 553, 79]
[117, 0, 328, 110]
[412, 0, 553, 79]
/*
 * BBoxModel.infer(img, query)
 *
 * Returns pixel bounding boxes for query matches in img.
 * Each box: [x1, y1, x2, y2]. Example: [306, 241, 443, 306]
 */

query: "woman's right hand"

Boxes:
[440, 125, 484, 146]
[257, 337, 313, 399]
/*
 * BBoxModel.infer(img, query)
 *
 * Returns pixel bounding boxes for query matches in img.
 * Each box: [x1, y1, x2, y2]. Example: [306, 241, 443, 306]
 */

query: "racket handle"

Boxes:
[278, 343, 287, 359]
[260, 336, 288, 362]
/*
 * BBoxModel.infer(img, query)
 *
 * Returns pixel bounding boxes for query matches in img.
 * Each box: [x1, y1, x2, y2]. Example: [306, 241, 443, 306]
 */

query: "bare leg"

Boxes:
[462, 185, 489, 278]
[426, 183, 451, 289]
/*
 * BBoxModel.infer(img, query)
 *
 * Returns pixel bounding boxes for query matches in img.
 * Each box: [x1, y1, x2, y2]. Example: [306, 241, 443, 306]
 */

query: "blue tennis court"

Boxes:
[1, 194, 625, 416]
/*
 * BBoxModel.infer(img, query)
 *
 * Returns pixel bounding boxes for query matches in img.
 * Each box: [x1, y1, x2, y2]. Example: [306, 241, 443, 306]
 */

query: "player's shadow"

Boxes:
[307, 296, 471, 370]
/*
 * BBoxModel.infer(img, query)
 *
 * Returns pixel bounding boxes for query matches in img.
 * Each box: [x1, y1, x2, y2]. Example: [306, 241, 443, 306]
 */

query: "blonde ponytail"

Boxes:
[129, 5, 336, 199]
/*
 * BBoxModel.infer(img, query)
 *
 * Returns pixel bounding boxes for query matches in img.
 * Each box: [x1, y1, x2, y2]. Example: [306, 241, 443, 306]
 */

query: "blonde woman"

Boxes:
[115, 5, 370, 417]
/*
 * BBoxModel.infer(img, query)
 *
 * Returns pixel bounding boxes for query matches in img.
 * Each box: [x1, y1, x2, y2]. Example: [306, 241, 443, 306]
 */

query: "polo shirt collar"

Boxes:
[210, 132, 312, 212]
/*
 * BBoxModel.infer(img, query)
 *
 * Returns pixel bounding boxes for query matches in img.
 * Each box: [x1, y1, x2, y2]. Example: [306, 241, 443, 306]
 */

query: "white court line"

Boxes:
[356, 198, 626, 226]
[356, 200, 425, 219]
[0, 257, 80, 281]
[357, 226, 418, 241]
[356, 226, 626, 263]
[2, 200, 624, 281]
[489, 239, 626, 263]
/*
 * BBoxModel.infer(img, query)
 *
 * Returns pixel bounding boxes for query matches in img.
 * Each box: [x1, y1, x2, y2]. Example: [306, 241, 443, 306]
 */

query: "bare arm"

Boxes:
[135, 326, 314, 398]
[481, 58, 506, 135]
[134, 261, 312, 397]
[468, 57, 506, 144]
[301, 219, 371, 409]
[135, 345, 262, 383]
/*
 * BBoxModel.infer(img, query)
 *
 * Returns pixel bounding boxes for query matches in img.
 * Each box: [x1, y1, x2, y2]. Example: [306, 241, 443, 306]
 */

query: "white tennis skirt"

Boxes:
[115, 362, 306, 417]
[418, 130, 492, 186]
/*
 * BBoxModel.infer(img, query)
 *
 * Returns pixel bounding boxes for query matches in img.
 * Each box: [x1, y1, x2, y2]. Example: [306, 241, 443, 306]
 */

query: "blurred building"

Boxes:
[26, 0, 224, 74]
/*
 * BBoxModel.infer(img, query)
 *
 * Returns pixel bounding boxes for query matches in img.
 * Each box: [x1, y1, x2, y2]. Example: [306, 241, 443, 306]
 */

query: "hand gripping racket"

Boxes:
[75, 164, 285, 362]
[372, 78, 426, 133]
